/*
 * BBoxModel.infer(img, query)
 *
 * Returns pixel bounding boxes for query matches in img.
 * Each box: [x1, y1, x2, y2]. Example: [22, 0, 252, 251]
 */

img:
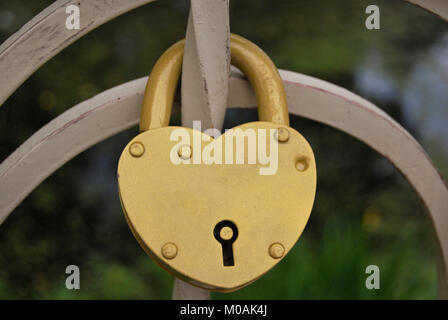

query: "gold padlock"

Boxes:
[118, 34, 317, 292]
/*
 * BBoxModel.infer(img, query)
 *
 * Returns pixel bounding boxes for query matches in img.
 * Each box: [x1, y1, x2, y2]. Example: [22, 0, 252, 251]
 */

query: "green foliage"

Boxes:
[215, 217, 436, 299]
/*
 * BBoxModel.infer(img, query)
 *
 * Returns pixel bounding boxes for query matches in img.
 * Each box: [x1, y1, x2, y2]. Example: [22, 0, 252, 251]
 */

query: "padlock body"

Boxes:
[118, 121, 316, 292]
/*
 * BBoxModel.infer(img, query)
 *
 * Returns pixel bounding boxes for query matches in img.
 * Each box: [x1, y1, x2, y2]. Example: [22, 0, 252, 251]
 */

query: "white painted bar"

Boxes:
[1, 70, 446, 297]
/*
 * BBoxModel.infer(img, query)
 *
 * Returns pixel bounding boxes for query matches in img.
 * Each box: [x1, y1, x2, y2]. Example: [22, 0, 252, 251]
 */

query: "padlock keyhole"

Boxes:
[213, 220, 238, 267]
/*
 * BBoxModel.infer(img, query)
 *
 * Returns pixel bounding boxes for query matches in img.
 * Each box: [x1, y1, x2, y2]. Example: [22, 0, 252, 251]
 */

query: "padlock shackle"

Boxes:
[140, 33, 289, 131]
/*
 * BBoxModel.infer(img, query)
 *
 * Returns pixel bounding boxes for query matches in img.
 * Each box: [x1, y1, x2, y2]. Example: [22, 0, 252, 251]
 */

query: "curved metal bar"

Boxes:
[0, 0, 155, 107]
[1, 70, 446, 297]
[404, 0, 448, 21]
[140, 34, 288, 131]
[139, 40, 184, 131]
[0, 0, 446, 109]
[0, 77, 145, 222]
[0, 0, 447, 300]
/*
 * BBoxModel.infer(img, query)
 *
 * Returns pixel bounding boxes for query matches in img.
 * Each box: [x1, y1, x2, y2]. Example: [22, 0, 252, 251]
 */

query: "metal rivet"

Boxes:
[295, 157, 309, 172]
[178, 144, 192, 160]
[219, 226, 234, 241]
[162, 242, 178, 259]
[275, 128, 289, 142]
[269, 243, 285, 259]
[129, 142, 145, 157]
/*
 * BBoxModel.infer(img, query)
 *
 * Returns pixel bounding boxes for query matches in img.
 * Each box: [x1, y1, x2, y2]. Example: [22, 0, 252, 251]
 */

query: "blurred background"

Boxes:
[0, 0, 447, 299]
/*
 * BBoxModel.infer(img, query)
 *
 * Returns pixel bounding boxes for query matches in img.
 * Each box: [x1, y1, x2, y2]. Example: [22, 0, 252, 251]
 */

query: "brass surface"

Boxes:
[269, 243, 285, 259]
[162, 243, 178, 260]
[118, 122, 316, 292]
[119, 34, 316, 292]
[275, 127, 290, 143]
[129, 141, 145, 157]
[139, 34, 289, 131]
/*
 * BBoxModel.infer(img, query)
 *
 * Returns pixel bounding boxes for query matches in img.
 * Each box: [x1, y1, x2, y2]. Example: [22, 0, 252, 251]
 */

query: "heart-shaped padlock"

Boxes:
[118, 34, 316, 292]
